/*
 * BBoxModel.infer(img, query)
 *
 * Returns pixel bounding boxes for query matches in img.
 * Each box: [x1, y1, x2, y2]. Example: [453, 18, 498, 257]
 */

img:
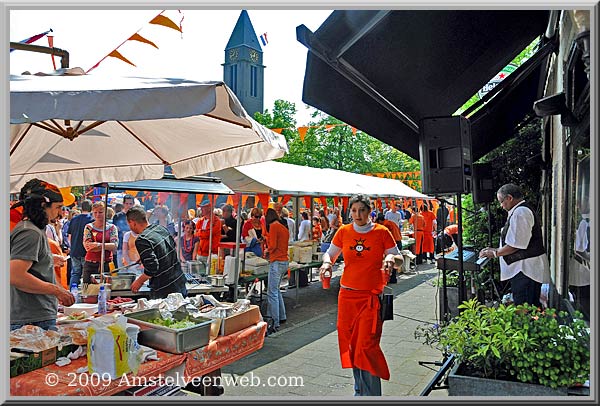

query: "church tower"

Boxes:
[223, 10, 264, 117]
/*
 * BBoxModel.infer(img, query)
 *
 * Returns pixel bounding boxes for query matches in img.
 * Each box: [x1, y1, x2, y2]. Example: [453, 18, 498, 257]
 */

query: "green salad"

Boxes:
[147, 317, 197, 329]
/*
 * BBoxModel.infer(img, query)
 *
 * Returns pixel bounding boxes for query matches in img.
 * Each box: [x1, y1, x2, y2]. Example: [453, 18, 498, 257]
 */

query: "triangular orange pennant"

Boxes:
[272, 128, 283, 134]
[281, 195, 291, 206]
[196, 194, 204, 207]
[342, 196, 349, 212]
[303, 196, 311, 209]
[232, 193, 241, 209]
[179, 193, 189, 210]
[128, 33, 159, 49]
[257, 193, 270, 209]
[125, 190, 139, 197]
[226, 195, 234, 206]
[298, 127, 308, 142]
[157, 192, 170, 205]
[333, 196, 339, 208]
[319, 196, 327, 209]
[325, 124, 334, 131]
[351, 127, 357, 136]
[108, 50, 136, 67]
[150, 14, 182, 32]
[242, 194, 249, 208]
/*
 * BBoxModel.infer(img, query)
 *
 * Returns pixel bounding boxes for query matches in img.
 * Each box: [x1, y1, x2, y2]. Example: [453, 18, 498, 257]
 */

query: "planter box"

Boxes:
[447, 362, 568, 396]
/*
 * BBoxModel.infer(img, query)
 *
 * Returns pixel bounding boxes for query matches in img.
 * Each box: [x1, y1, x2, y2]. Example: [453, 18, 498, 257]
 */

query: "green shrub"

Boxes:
[438, 299, 590, 388]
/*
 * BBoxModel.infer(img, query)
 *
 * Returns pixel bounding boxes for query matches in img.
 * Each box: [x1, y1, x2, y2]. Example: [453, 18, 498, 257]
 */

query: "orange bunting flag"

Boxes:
[281, 195, 291, 206]
[242, 194, 249, 208]
[325, 124, 334, 131]
[125, 190, 139, 197]
[272, 128, 283, 134]
[157, 192, 170, 205]
[108, 50, 136, 67]
[333, 196, 340, 208]
[298, 127, 308, 142]
[385, 198, 390, 208]
[351, 127, 357, 136]
[232, 193, 241, 209]
[150, 14, 182, 32]
[47, 34, 57, 70]
[196, 194, 204, 207]
[319, 196, 327, 209]
[226, 195, 234, 206]
[303, 196, 312, 209]
[341, 196, 349, 212]
[179, 193, 189, 210]
[257, 193, 271, 209]
[128, 33, 159, 49]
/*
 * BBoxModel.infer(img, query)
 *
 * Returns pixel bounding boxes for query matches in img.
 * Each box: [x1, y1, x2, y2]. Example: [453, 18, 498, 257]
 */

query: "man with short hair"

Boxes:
[479, 184, 550, 307]
[67, 199, 93, 286]
[112, 194, 135, 267]
[220, 204, 240, 242]
[281, 207, 295, 244]
[127, 205, 187, 299]
[384, 204, 404, 229]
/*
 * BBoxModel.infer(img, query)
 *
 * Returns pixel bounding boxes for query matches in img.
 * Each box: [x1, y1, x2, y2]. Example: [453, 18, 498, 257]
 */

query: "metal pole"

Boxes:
[233, 194, 243, 301]
[100, 185, 109, 284]
[207, 195, 214, 274]
[456, 193, 466, 304]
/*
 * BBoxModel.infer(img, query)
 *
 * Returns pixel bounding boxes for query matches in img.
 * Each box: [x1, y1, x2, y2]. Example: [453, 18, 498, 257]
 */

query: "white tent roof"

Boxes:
[212, 161, 431, 198]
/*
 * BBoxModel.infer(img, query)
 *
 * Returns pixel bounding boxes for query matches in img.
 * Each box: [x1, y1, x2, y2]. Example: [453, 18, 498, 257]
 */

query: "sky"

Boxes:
[9, 9, 332, 125]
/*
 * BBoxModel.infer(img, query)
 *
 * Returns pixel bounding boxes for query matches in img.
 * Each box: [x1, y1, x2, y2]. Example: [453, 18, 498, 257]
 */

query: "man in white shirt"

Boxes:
[384, 204, 404, 229]
[479, 184, 550, 307]
[282, 207, 295, 244]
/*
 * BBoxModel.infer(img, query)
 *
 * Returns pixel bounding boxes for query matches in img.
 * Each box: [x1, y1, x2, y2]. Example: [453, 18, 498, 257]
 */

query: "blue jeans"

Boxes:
[353, 367, 382, 396]
[11, 319, 57, 331]
[267, 261, 288, 327]
[69, 256, 85, 286]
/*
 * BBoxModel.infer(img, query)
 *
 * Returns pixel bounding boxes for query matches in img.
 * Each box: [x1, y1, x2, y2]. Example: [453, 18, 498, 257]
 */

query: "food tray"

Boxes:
[125, 308, 213, 354]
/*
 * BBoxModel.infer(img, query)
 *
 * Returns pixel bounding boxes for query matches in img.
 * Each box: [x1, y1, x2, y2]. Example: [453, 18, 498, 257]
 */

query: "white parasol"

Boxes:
[10, 69, 288, 193]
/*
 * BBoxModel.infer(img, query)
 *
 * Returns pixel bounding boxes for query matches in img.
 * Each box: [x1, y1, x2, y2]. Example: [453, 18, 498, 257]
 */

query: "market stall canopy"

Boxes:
[212, 160, 430, 199]
[106, 174, 233, 195]
[297, 10, 551, 161]
[10, 71, 288, 193]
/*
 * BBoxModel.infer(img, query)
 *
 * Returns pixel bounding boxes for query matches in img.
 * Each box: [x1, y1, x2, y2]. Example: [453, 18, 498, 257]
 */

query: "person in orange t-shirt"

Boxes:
[194, 202, 222, 263]
[264, 208, 290, 333]
[375, 213, 402, 284]
[319, 194, 402, 396]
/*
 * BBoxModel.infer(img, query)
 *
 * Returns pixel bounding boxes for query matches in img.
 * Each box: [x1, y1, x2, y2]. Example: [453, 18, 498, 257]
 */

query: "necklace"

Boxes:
[182, 235, 194, 253]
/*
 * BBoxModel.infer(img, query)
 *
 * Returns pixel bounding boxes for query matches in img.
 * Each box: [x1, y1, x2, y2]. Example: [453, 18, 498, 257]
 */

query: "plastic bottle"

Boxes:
[97, 284, 108, 315]
[70, 282, 80, 304]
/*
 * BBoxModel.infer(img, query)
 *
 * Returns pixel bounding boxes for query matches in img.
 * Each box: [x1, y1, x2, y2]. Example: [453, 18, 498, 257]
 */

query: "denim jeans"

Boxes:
[69, 256, 85, 286]
[352, 367, 382, 396]
[11, 319, 57, 331]
[267, 261, 288, 327]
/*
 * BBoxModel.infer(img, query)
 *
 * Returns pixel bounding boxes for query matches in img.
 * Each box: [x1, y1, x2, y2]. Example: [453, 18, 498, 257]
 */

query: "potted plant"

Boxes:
[437, 299, 590, 396]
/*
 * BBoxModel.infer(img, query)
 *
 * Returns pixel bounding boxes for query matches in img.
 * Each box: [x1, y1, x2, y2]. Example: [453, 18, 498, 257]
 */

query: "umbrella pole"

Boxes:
[233, 194, 243, 301]
[100, 184, 109, 285]
[207, 195, 214, 274]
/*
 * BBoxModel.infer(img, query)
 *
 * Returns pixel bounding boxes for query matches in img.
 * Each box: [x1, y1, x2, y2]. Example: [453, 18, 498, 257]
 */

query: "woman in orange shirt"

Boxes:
[264, 208, 290, 333]
[319, 194, 401, 396]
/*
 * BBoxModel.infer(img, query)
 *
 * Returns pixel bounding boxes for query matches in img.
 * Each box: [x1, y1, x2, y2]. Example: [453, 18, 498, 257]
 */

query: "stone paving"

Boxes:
[221, 263, 450, 398]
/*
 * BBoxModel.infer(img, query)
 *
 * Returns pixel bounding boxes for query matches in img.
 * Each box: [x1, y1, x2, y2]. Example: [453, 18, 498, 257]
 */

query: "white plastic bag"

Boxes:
[87, 314, 141, 379]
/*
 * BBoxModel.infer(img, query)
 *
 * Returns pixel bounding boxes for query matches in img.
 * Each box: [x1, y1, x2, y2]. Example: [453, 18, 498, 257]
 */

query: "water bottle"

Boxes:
[97, 284, 108, 315]
[70, 283, 80, 304]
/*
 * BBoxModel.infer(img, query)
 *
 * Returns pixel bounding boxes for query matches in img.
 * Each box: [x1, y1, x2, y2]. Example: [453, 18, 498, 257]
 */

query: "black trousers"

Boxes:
[510, 271, 541, 307]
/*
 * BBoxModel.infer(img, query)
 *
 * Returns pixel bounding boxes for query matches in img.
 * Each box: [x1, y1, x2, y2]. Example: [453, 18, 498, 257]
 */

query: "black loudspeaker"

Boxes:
[419, 116, 472, 194]
[472, 163, 495, 203]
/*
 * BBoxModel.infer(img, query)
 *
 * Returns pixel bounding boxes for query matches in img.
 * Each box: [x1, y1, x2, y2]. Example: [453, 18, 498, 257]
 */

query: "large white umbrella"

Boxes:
[10, 70, 288, 192]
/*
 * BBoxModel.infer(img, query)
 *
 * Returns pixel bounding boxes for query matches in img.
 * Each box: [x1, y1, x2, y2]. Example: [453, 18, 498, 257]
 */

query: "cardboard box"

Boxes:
[10, 344, 79, 378]
[219, 305, 261, 336]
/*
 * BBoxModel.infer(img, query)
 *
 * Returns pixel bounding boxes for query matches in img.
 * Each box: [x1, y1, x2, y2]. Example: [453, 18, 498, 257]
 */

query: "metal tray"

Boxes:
[91, 273, 136, 291]
[126, 308, 213, 354]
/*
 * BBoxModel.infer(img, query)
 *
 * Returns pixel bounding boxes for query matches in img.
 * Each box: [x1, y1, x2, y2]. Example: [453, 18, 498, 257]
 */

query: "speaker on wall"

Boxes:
[472, 162, 495, 203]
[419, 115, 472, 195]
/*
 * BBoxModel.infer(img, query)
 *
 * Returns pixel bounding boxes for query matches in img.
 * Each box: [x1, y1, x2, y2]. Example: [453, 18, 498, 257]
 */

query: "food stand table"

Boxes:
[10, 321, 267, 397]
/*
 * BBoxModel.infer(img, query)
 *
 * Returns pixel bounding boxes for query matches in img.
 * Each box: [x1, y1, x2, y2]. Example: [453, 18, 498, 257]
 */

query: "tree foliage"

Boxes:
[255, 101, 420, 175]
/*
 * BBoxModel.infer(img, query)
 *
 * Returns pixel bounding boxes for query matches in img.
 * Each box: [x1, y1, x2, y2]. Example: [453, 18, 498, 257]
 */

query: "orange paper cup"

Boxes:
[322, 274, 331, 289]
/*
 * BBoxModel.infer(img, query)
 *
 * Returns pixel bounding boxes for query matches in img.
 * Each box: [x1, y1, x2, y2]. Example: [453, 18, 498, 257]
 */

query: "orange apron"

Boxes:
[337, 287, 389, 380]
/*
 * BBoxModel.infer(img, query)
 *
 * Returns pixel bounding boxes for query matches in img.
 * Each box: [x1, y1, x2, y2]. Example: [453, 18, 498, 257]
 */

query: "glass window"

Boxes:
[250, 66, 257, 97]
